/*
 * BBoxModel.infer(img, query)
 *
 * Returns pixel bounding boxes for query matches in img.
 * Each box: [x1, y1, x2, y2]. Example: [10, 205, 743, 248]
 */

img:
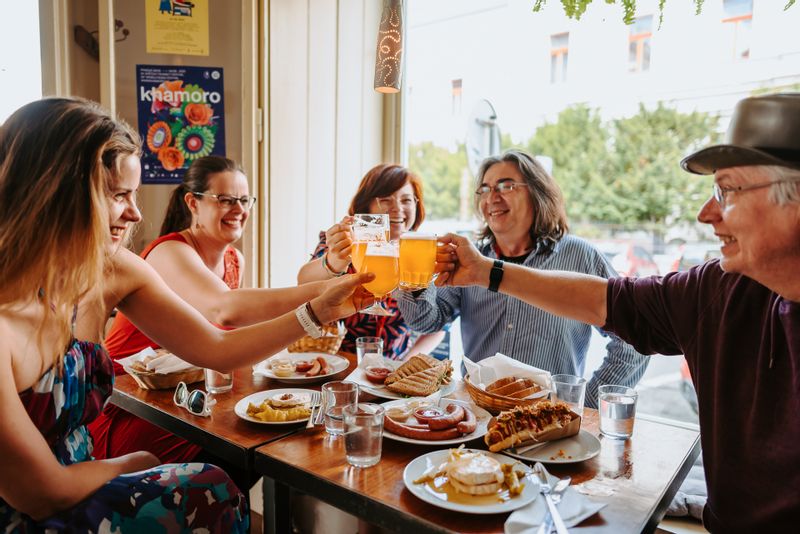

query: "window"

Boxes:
[452, 78, 463, 115]
[722, 0, 753, 60]
[0, 1, 42, 122]
[550, 32, 569, 83]
[628, 15, 653, 72]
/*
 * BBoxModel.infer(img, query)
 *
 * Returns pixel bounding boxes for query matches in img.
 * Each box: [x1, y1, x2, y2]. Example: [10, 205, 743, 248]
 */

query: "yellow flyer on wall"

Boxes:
[145, 0, 209, 56]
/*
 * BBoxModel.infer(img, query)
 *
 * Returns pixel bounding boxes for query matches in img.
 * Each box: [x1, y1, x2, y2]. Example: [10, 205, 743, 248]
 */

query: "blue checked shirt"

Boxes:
[396, 234, 649, 408]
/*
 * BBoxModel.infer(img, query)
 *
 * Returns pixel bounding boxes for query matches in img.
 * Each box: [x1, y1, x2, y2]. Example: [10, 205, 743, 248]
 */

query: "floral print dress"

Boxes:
[0, 321, 249, 533]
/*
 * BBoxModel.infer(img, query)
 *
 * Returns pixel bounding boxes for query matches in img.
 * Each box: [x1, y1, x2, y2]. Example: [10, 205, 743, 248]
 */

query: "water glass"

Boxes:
[551, 374, 587, 417]
[322, 381, 359, 435]
[204, 369, 233, 394]
[356, 336, 384, 365]
[343, 403, 385, 468]
[598, 384, 638, 439]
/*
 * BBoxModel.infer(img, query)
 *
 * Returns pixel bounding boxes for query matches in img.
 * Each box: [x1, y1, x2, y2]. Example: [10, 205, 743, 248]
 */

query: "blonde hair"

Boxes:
[0, 98, 141, 354]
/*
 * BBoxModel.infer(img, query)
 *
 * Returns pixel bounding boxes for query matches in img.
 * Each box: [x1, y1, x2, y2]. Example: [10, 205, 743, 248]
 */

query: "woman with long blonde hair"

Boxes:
[0, 97, 372, 531]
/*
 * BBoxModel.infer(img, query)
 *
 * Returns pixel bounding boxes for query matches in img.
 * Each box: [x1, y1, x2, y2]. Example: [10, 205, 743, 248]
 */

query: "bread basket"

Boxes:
[464, 373, 550, 415]
[124, 366, 205, 390]
[287, 322, 345, 355]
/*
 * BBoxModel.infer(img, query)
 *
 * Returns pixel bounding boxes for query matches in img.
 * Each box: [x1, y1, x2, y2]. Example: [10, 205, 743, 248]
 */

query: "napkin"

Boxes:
[464, 353, 553, 396]
[117, 347, 198, 375]
[505, 465, 606, 534]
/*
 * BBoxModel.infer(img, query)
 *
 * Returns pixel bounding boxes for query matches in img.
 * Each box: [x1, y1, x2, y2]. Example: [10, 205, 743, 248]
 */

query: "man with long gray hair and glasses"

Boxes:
[434, 94, 800, 531]
[397, 148, 649, 408]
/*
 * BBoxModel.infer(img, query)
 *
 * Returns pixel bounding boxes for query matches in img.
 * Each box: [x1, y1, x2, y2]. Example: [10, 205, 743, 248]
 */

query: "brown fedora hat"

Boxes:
[681, 93, 800, 175]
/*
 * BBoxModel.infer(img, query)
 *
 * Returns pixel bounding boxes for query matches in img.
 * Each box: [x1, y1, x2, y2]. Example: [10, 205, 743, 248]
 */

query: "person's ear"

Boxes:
[184, 191, 200, 217]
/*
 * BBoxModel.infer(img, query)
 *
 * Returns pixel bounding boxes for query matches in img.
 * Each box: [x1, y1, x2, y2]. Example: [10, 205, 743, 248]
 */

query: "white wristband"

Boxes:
[295, 303, 324, 339]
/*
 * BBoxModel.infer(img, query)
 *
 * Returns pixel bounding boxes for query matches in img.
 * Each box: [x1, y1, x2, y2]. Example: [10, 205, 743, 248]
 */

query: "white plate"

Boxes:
[381, 398, 492, 446]
[403, 448, 539, 514]
[500, 430, 602, 464]
[344, 366, 457, 400]
[255, 353, 349, 384]
[234, 388, 317, 425]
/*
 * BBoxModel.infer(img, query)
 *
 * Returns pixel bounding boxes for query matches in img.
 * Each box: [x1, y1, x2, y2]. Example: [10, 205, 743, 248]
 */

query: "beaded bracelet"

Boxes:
[322, 252, 348, 277]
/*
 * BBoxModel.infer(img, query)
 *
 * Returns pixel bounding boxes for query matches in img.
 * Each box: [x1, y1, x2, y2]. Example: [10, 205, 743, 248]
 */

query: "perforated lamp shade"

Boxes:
[374, 0, 404, 94]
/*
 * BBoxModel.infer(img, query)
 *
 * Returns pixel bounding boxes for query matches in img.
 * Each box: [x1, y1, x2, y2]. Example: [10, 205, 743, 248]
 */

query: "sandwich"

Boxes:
[385, 354, 451, 385]
[445, 452, 505, 495]
[484, 401, 577, 452]
[386, 362, 447, 397]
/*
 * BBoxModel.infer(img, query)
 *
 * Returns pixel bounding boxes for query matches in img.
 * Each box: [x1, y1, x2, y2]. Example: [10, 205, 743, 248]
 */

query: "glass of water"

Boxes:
[598, 384, 638, 439]
[343, 403, 385, 468]
[321, 381, 359, 436]
[356, 336, 383, 365]
[551, 374, 587, 417]
[204, 369, 233, 394]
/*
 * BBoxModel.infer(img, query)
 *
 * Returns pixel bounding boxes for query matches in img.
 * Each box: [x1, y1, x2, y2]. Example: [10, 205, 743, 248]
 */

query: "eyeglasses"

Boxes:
[712, 179, 794, 209]
[475, 182, 529, 198]
[173, 381, 216, 417]
[193, 192, 257, 210]
[376, 195, 418, 211]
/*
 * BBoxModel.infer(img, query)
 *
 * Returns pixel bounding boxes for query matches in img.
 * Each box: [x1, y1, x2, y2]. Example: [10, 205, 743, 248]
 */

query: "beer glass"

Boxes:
[351, 214, 389, 272]
[358, 240, 399, 316]
[399, 232, 437, 290]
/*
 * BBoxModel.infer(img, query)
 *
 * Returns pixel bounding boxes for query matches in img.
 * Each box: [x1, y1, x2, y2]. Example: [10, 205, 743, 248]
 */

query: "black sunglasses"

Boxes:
[173, 381, 215, 417]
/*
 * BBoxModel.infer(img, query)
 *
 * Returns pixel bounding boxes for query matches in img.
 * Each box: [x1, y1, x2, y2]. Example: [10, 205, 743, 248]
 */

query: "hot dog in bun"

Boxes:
[484, 401, 578, 452]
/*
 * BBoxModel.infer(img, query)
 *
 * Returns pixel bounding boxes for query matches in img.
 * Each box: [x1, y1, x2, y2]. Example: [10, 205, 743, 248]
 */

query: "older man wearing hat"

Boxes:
[434, 93, 800, 532]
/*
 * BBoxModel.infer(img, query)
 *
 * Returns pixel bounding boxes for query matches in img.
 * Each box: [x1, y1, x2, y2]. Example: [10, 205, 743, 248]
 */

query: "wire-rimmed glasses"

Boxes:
[193, 192, 257, 210]
[474, 181, 529, 198]
[711, 180, 793, 209]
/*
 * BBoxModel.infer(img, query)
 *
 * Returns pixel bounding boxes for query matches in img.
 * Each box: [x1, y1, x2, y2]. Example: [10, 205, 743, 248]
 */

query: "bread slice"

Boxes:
[385, 354, 437, 385]
[386, 364, 444, 396]
[486, 376, 517, 393]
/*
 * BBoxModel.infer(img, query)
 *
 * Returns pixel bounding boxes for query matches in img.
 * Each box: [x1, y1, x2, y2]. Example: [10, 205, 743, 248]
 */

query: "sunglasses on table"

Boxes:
[173, 381, 216, 417]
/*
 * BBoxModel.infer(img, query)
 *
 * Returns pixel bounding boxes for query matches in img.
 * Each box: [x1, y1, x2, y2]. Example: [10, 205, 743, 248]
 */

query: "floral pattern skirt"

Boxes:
[2, 463, 249, 533]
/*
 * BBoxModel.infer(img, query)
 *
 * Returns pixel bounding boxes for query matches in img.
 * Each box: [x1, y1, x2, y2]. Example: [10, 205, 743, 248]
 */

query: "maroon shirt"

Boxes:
[604, 260, 799, 533]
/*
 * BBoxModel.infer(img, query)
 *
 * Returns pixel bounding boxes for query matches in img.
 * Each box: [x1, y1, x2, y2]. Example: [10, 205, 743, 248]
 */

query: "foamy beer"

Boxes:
[360, 241, 400, 298]
[399, 232, 437, 290]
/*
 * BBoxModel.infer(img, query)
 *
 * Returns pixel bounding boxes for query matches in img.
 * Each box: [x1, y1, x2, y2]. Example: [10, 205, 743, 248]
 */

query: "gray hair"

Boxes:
[762, 165, 800, 205]
[474, 149, 569, 249]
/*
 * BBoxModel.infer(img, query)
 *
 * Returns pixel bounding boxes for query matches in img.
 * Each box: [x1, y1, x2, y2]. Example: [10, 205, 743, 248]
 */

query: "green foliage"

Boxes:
[408, 103, 720, 236]
[531, 0, 709, 25]
[408, 142, 466, 220]
[523, 105, 610, 222]
[601, 104, 719, 234]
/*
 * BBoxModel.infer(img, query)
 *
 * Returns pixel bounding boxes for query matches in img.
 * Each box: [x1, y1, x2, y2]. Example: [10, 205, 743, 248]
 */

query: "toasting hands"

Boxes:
[323, 216, 354, 274]
[434, 233, 493, 288]
[312, 272, 376, 323]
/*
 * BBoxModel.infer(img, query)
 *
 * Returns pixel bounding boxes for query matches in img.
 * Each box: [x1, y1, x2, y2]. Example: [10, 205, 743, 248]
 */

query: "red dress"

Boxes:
[88, 232, 240, 463]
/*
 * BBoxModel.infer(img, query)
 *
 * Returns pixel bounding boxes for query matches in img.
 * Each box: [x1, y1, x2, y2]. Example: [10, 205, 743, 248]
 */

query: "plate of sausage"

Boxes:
[253, 352, 350, 384]
[381, 398, 491, 445]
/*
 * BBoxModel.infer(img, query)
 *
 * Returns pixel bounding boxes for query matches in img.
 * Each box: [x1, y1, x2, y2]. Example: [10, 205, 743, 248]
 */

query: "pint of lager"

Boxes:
[351, 241, 368, 272]
[399, 233, 436, 290]
[360, 241, 400, 298]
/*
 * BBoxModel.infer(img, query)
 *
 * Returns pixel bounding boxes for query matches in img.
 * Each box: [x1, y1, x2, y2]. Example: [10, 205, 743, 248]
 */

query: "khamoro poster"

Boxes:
[136, 64, 225, 184]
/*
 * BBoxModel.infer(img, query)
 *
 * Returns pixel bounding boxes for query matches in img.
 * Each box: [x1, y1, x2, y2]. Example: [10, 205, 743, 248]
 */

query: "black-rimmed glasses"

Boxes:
[474, 182, 529, 198]
[712, 180, 794, 209]
[173, 381, 216, 417]
[193, 192, 257, 210]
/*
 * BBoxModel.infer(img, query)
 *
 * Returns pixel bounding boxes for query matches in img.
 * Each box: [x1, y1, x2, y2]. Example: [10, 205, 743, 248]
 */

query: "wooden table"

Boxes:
[110, 353, 358, 534]
[254, 408, 700, 533]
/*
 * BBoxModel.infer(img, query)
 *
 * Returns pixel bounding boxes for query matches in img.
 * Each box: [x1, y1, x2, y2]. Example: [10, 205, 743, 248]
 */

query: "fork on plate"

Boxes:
[305, 391, 321, 429]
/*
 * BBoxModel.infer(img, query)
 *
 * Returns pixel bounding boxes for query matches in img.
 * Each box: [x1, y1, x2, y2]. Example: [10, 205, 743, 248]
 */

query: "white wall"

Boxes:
[268, 0, 384, 287]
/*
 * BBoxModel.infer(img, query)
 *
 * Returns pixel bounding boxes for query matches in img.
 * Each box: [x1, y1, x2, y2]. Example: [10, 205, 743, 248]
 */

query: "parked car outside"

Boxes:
[593, 240, 660, 277]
